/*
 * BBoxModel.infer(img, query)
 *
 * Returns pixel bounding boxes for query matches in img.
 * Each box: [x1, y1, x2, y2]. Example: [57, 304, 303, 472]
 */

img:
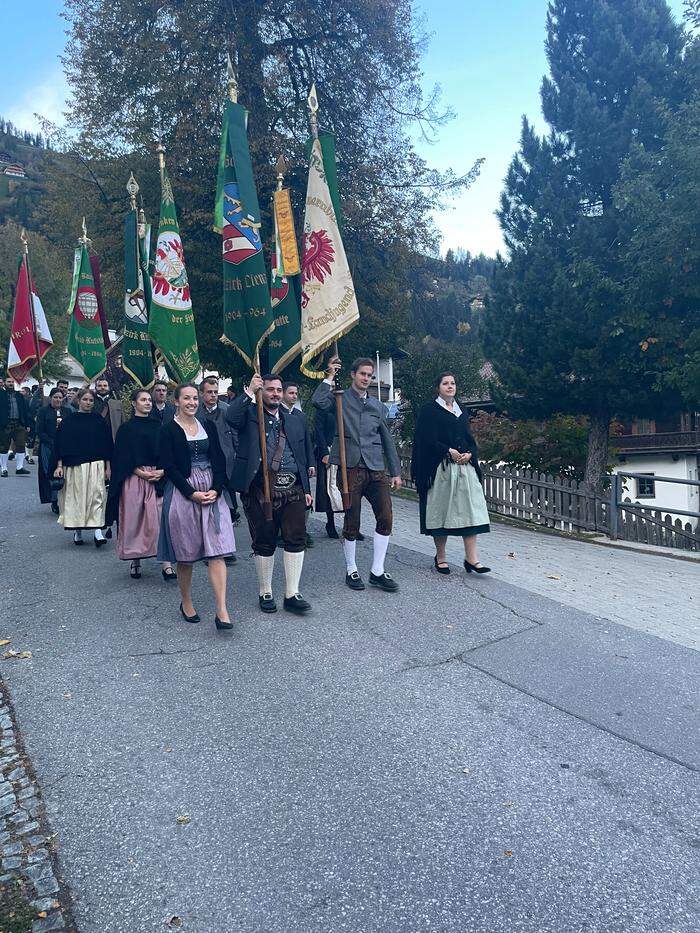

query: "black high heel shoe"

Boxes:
[162, 567, 177, 581]
[433, 555, 450, 575]
[130, 560, 141, 579]
[215, 615, 234, 630]
[180, 603, 200, 624]
[464, 560, 491, 574]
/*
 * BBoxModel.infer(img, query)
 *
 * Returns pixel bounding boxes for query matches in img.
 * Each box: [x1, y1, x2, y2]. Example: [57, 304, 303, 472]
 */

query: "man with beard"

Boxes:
[0, 374, 31, 477]
[93, 377, 124, 442]
[227, 373, 314, 615]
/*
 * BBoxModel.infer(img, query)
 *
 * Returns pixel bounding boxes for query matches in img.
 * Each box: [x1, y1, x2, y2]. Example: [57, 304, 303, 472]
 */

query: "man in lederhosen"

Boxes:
[227, 373, 314, 615]
[312, 356, 402, 592]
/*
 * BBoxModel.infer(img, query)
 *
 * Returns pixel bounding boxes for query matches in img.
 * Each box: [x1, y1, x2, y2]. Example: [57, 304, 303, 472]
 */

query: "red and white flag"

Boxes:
[7, 256, 53, 383]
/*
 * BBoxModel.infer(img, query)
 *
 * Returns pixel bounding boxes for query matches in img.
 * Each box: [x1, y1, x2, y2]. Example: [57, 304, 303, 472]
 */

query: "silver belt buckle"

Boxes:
[274, 472, 296, 490]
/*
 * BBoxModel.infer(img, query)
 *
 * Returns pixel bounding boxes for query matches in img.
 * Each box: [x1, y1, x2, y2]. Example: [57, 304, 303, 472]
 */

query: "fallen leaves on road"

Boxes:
[547, 574, 561, 580]
[2, 649, 32, 660]
[175, 814, 191, 825]
[164, 747, 173, 753]
[462, 767, 471, 775]
[62, 692, 72, 699]
[507, 552, 516, 559]
[0, 638, 11, 646]
[504, 850, 513, 857]
[165, 916, 182, 928]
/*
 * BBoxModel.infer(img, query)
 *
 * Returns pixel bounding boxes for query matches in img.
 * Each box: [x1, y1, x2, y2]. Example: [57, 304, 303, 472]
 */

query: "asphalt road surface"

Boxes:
[1, 471, 698, 932]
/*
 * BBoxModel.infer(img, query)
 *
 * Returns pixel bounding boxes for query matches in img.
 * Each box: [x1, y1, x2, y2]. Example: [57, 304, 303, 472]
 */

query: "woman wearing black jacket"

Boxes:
[411, 372, 490, 575]
[157, 383, 235, 629]
[36, 388, 71, 512]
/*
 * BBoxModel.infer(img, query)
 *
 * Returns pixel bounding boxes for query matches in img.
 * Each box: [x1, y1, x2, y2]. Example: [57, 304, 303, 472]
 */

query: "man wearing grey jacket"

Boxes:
[312, 356, 402, 592]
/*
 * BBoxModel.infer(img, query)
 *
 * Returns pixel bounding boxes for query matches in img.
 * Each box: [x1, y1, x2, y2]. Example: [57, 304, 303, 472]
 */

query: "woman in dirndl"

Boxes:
[158, 383, 236, 630]
[411, 371, 491, 575]
[107, 388, 165, 579]
[53, 388, 113, 547]
[36, 388, 71, 514]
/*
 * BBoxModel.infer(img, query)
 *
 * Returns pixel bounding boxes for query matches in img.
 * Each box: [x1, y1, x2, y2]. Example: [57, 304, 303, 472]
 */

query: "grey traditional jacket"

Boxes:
[311, 380, 400, 476]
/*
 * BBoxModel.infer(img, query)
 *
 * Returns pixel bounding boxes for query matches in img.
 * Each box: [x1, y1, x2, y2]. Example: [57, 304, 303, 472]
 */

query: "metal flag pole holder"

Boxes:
[19, 228, 44, 388]
[308, 84, 351, 510]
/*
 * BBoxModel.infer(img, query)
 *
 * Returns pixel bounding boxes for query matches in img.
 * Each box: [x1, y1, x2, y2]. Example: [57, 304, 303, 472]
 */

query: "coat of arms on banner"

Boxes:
[271, 274, 289, 308]
[301, 229, 335, 308]
[75, 286, 100, 327]
[125, 289, 148, 325]
[153, 235, 191, 310]
[222, 183, 261, 265]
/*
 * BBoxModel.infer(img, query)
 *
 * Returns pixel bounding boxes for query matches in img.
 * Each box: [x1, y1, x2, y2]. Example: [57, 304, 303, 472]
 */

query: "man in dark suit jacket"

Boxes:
[149, 380, 176, 425]
[227, 373, 314, 616]
[197, 375, 240, 525]
[0, 374, 31, 477]
[312, 356, 401, 593]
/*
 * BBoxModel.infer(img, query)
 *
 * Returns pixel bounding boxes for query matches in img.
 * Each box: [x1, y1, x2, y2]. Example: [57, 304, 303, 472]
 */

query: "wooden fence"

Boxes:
[398, 453, 700, 551]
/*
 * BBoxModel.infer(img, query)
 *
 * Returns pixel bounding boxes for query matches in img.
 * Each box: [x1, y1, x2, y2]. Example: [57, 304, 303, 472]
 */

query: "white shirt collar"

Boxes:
[436, 396, 462, 418]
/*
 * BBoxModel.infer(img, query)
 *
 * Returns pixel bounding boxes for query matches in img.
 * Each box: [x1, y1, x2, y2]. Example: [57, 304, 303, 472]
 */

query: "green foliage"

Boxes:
[42, 0, 481, 373]
[484, 0, 689, 486]
[395, 339, 484, 442]
[470, 411, 590, 480]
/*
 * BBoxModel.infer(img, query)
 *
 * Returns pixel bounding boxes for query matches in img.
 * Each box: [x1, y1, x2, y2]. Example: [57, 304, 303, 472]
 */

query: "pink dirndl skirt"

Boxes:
[117, 471, 162, 560]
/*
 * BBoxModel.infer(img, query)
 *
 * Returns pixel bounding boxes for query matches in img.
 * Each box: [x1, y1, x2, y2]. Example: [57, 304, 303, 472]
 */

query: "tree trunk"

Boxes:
[583, 413, 610, 490]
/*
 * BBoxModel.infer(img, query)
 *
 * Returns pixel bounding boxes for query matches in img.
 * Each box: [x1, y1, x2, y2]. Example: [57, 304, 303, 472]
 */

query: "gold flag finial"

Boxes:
[155, 136, 166, 172]
[20, 228, 29, 254]
[226, 53, 238, 103]
[126, 171, 140, 210]
[307, 84, 319, 140]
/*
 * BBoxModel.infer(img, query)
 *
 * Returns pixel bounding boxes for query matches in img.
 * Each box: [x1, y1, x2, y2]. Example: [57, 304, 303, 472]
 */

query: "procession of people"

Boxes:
[1, 355, 492, 628]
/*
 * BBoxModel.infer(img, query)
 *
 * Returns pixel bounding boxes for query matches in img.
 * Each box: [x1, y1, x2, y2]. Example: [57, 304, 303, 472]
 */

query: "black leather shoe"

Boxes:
[15, 467, 30, 476]
[215, 615, 234, 630]
[105, 527, 113, 539]
[0, 470, 7, 478]
[180, 603, 200, 624]
[369, 571, 398, 592]
[464, 560, 491, 574]
[51, 502, 60, 514]
[345, 571, 365, 591]
[162, 567, 177, 581]
[259, 594, 277, 613]
[283, 594, 311, 614]
[356, 531, 365, 542]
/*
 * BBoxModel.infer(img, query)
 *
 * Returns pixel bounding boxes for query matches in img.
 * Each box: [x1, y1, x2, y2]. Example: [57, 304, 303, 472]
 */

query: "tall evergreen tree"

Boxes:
[485, 0, 686, 487]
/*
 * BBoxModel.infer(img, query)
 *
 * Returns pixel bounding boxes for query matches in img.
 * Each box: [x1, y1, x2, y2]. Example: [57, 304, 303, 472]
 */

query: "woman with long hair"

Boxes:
[107, 388, 166, 579]
[53, 388, 113, 546]
[36, 388, 71, 514]
[158, 383, 235, 629]
[411, 371, 490, 575]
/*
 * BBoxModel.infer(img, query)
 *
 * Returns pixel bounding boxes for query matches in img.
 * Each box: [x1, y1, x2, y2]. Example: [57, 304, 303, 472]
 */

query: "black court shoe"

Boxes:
[369, 571, 398, 592]
[433, 556, 450, 575]
[215, 615, 234, 630]
[283, 594, 311, 615]
[464, 560, 491, 574]
[130, 560, 141, 579]
[345, 571, 365, 591]
[259, 594, 277, 614]
[162, 567, 177, 581]
[179, 603, 200, 624]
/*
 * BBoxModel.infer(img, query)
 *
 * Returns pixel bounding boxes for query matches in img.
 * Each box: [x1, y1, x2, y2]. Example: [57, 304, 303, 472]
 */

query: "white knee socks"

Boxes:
[371, 532, 390, 576]
[343, 538, 357, 574]
[0, 454, 8, 471]
[254, 554, 275, 596]
[15, 452, 25, 470]
[283, 551, 305, 597]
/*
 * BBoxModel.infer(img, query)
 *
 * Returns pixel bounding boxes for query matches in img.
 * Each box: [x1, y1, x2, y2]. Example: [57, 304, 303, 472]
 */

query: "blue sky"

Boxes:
[0, 0, 689, 257]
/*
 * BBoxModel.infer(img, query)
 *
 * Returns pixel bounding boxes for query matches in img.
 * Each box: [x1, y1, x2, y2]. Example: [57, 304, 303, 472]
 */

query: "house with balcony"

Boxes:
[611, 412, 700, 523]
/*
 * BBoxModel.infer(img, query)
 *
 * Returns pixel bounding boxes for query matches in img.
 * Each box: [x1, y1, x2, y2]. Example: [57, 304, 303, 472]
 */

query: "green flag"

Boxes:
[215, 100, 274, 369]
[122, 208, 155, 387]
[148, 168, 200, 382]
[66, 243, 107, 381]
[268, 188, 302, 374]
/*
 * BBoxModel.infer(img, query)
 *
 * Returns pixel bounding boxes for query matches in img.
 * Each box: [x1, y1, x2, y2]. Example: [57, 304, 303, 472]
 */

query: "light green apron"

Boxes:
[425, 461, 489, 531]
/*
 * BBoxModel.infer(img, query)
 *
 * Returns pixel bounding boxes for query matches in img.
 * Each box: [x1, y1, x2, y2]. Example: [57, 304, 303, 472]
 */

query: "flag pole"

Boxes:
[20, 229, 44, 389]
[308, 84, 351, 509]
[227, 53, 273, 519]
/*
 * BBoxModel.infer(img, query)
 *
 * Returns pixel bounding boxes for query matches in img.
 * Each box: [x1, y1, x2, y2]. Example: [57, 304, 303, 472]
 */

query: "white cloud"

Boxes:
[5, 69, 69, 135]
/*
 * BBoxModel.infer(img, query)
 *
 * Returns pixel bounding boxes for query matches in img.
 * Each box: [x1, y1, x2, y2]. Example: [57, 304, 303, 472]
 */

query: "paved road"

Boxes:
[0, 471, 698, 932]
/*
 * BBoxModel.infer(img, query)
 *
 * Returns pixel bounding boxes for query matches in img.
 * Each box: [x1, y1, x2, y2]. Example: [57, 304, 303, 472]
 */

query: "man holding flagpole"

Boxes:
[312, 356, 402, 592]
